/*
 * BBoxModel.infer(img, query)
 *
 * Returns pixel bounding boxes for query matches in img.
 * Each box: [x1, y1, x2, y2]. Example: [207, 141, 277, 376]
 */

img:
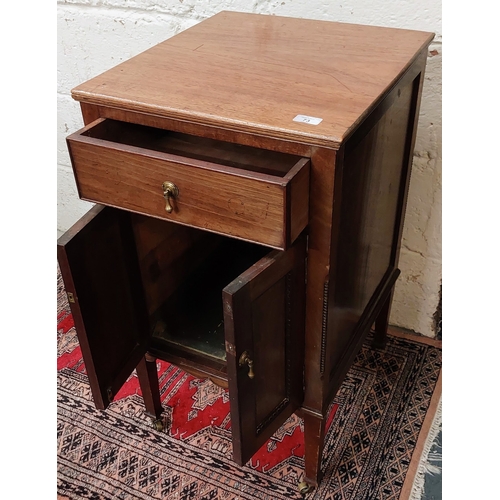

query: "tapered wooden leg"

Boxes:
[136, 353, 163, 420]
[302, 411, 326, 490]
[372, 290, 394, 349]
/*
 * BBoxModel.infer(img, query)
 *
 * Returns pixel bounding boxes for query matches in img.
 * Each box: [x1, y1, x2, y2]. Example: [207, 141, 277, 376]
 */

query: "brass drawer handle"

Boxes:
[162, 181, 179, 213]
[239, 351, 255, 379]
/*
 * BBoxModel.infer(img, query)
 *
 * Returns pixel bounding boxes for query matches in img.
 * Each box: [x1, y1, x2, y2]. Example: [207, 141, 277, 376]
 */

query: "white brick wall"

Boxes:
[57, 0, 442, 337]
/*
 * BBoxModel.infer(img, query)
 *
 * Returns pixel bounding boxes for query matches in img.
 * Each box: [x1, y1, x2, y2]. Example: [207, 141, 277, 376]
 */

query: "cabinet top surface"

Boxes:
[72, 11, 433, 148]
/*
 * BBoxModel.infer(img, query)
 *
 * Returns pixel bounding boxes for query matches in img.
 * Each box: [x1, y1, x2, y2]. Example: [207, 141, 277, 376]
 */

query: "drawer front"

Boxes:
[67, 119, 310, 249]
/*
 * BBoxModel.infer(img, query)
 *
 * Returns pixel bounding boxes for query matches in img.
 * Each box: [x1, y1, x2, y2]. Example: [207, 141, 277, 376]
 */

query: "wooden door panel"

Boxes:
[223, 235, 306, 465]
[57, 205, 149, 409]
[252, 278, 287, 425]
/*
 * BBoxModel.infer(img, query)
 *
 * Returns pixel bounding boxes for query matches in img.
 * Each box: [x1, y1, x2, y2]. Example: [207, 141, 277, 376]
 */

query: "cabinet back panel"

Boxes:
[150, 236, 268, 363]
[132, 214, 223, 315]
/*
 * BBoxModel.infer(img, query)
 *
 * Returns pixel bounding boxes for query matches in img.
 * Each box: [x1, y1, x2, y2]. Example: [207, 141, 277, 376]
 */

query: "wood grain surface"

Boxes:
[62, 11, 435, 487]
[223, 235, 306, 465]
[71, 11, 433, 148]
[57, 206, 149, 409]
[67, 118, 310, 249]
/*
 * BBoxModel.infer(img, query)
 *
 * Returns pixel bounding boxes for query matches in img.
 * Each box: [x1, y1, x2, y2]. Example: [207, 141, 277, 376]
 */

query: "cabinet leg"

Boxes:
[372, 291, 393, 349]
[136, 353, 163, 421]
[302, 412, 325, 489]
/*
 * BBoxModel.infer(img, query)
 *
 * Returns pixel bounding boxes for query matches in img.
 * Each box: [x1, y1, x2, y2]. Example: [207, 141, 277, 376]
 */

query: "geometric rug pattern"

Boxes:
[57, 271, 442, 499]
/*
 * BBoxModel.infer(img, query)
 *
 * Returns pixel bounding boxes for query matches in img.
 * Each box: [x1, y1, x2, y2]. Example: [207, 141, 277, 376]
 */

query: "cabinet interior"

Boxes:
[82, 119, 302, 177]
[131, 214, 268, 367]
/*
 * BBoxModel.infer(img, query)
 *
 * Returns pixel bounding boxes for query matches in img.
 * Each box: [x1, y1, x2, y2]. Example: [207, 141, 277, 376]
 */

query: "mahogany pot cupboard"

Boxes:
[57, 11, 434, 493]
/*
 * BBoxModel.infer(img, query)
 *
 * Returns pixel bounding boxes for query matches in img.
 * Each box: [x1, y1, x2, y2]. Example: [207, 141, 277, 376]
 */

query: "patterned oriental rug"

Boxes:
[57, 272, 442, 500]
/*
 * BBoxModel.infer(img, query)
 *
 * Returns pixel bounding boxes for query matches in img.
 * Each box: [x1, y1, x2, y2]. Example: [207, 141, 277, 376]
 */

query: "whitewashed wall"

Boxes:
[57, 0, 442, 337]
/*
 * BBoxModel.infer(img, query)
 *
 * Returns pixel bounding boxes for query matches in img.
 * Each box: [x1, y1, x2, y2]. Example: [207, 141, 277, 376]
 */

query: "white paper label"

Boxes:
[293, 114, 323, 125]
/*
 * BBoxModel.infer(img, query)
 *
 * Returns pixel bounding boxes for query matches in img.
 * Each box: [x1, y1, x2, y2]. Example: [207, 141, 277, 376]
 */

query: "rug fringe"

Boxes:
[408, 397, 442, 500]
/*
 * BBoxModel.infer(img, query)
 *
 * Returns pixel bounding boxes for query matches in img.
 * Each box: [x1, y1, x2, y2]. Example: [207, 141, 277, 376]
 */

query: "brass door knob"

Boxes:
[239, 351, 255, 379]
[162, 181, 179, 213]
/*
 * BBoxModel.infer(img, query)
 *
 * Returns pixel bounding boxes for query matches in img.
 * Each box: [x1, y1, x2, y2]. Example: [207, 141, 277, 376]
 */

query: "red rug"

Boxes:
[57, 271, 442, 500]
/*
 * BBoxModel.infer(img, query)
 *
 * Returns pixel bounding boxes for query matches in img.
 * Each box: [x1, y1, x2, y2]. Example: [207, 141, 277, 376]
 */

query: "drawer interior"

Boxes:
[132, 214, 268, 367]
[82, 119, 303, 177]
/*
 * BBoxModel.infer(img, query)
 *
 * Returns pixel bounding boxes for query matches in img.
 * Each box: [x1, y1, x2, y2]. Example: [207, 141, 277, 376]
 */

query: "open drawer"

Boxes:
[57, 205, 306, 465]
[66, 118, 310, 250]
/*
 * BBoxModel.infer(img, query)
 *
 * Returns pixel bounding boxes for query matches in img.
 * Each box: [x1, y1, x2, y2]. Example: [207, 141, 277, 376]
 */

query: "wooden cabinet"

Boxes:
[57, 11, 433, 491]
[58, 204, 306, 464]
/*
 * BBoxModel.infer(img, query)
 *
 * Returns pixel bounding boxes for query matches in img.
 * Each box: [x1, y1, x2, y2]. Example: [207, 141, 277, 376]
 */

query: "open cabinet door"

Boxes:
[57, 205, 149, 409]
[223, 236, 306, 465]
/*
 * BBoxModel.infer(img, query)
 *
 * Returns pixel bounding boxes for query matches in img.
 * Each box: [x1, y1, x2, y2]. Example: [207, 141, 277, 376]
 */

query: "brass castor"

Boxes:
[298, 481, 311, 495]
[152, 419, 164, 432]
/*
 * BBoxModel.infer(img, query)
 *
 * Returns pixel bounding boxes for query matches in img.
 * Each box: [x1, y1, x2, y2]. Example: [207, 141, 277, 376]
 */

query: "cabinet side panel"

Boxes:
[327, 76, 415, 373]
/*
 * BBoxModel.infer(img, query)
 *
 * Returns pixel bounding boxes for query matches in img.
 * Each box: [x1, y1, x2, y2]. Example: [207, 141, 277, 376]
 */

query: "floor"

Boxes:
[421, 429, 443, 500]
[421, 299, 442, 500]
